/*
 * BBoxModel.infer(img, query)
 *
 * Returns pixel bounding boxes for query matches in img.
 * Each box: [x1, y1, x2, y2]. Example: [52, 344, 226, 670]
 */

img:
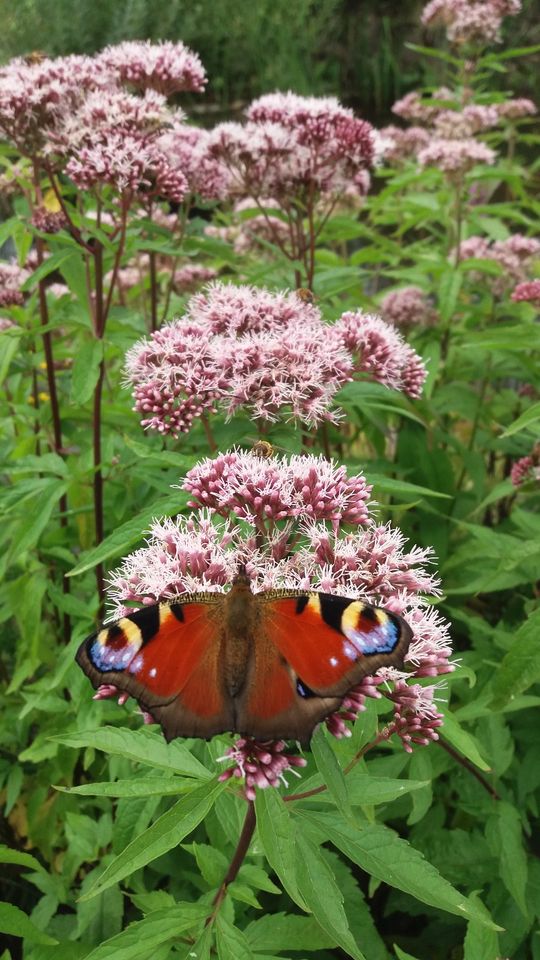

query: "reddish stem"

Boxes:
[92, 242, 105, 611]
[208, 801, 256, 922]
[149, 251, 158, 332]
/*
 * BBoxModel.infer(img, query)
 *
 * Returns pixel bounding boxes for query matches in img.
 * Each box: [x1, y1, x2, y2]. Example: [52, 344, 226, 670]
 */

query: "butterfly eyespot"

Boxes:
[296, 678, 316, 699]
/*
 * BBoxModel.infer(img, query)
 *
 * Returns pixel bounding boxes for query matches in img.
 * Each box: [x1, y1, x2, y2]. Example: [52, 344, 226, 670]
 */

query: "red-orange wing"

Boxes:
[236, 592, 412, 743]
[76, 596, 234, 740]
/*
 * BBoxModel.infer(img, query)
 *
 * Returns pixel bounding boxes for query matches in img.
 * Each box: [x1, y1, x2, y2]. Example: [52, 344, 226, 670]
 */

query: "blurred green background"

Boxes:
[1, 0, 538, 122]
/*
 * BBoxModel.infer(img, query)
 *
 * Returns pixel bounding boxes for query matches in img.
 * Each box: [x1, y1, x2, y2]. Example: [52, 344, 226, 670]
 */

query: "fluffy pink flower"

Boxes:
[380, 286, 436, 329]
[66, 135, 187, 202]
[184, 451, 372, 528]
[104, 450, 451, 787]
[378, 125, 430, 165]
[157, 121, 228, 199]
[421, 0, 521, 44]
[0, 54, 109, 155]
[511, 280, 540, 303]
[434, 104, 499, 138]
[510, 447, 540, 486]
[126, 285, 353, 433]
[50, 88, 170, 156]
[333, 311, 427, 398]
[456, 235, 540, 293]
[172, 263, 219, 293]
[218, 738, 307, 799]
[496, 98, 536, 120]
[0, 259, 29, 306]
[418, 138, 496, 174]
[392, 88, 453, 124]
[98, 40, 206, 96]
[206, 93, 374, 205]
[30, 206, 68, 233]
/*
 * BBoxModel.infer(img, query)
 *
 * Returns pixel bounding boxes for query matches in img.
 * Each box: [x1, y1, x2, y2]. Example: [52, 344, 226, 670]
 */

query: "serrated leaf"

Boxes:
[255, 789, 307, 911]
[9, 479, 67, 562]
[57, 777, 196, 798]
[216, 916, 254, 960]
[464, 892, 500, 960]
[0, 902, 58, 945]
[245, 912, 336, 953]
[299, 811, 500, 929]
[70, 340, 103, 405]
[295, 833, 365, 960]
[487, 802, 528, 916]
[491, 608, 540, 707]
[367, 474, 451, 500]
[80, 778, 225, 899]
[310, 726, 354, 822]
[0, 845, 46, 873]
[67, 492, 189, 576]
[82, 903, 208, 960]
[53, 727, 210, 779]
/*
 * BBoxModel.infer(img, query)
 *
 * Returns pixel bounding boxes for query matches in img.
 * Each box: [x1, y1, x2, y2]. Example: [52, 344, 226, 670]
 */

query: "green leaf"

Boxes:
[255, 789, 308, 911]
[501, 401, 540, 437]
[491, 607, 540, 707]
[0, 845, 46, 873]
[21, 249, 74, 290]
[57, 776, 197, 798]
[394, 947, 421, 960]
[0, 902, 58, 945]
[295, 833, 366, 960]
[70, 340, 103, 405]
[80, 778, 225, 900]
[67, 491, 189, 576]
[367, 473, 451, 500]
[300, 812, 500, 929]
[310, 726, 354, 822]
[216, 916, 255, 960]
[53, 727, 210, 779]
[439, 709, 491, 771]
[82, 903, 208, 960]
[245, 912, 336, 953]
[487, 802, 528, 916]
[8, 479, 67, 562]
[463, 892, 500, 960]
[438, 269, 462, 322]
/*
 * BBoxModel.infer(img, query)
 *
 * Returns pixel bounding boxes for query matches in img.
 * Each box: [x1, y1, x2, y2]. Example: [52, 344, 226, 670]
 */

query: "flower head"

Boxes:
[0, 259, 29, 306]
[380, 286, 436, 329]
[511, 280, 540, 304]
[418, 138, 496, 175]
[333, 310, 427, 398]
[98, 40, 206, 96]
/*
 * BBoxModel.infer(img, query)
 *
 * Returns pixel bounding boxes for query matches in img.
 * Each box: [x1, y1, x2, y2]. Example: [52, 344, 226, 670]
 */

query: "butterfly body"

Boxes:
[77, 577, 412, 743]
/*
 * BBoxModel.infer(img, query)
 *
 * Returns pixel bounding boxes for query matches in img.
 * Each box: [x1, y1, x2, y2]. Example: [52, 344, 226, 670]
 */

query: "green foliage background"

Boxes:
[0, 5, 539, 960]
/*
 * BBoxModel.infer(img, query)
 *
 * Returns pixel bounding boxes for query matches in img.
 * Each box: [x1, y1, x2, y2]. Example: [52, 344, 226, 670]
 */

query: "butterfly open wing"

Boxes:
[76, 588, 412, 743]
[76, 595, 235, 740]
[236, 592, 413, 743]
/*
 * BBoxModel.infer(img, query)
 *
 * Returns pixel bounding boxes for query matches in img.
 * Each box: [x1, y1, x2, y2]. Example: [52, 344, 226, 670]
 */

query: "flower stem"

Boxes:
[201, 413, 218, 453]
[92, 241, 106, 611]
[438, 738, 500, 800]
[149, 250, 158, 332]
[208, 801, 256, 922]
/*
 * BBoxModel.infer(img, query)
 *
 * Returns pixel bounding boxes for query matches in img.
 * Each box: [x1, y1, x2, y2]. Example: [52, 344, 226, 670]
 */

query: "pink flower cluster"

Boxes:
[421, 0, 522, 45]
[380, 286, 436, 329]
[125, 284, 427, 436]
[334, 311, 428, 398]
[103, 449, 451, 792]
[511, 280, 540, 304]
[0, 259, 29, 307]
[455, 234, 540, 294]
[378, 125, 430, 166]
[203, 92, 374, 208]
[126, 284, 353, 433]
[418, 138, 496, 176]
[510, 446, 540, 487]
[218, 739, 307, 799]
[97, 40, 206, 96]
[0, 42, 207, 209]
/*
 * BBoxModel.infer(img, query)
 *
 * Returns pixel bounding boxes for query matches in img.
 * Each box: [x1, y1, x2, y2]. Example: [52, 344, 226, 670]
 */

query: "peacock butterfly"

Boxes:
[76, 570, 412, 744]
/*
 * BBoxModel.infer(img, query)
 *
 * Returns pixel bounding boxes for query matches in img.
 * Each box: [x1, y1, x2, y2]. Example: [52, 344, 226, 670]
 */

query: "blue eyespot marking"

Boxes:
[342, 618, 399, 656]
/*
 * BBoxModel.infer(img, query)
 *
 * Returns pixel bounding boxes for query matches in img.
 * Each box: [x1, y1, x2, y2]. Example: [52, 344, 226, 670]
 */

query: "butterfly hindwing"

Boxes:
[236, 591, 412, 743]
[76, 595, 235, 740]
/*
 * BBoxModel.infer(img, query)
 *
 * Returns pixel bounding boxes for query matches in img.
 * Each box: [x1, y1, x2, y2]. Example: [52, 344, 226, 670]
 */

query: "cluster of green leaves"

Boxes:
[0, 24, 539, 960]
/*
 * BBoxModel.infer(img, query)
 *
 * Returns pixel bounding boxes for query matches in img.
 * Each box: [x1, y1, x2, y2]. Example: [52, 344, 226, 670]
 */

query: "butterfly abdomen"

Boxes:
[223, 582, 256, 697]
